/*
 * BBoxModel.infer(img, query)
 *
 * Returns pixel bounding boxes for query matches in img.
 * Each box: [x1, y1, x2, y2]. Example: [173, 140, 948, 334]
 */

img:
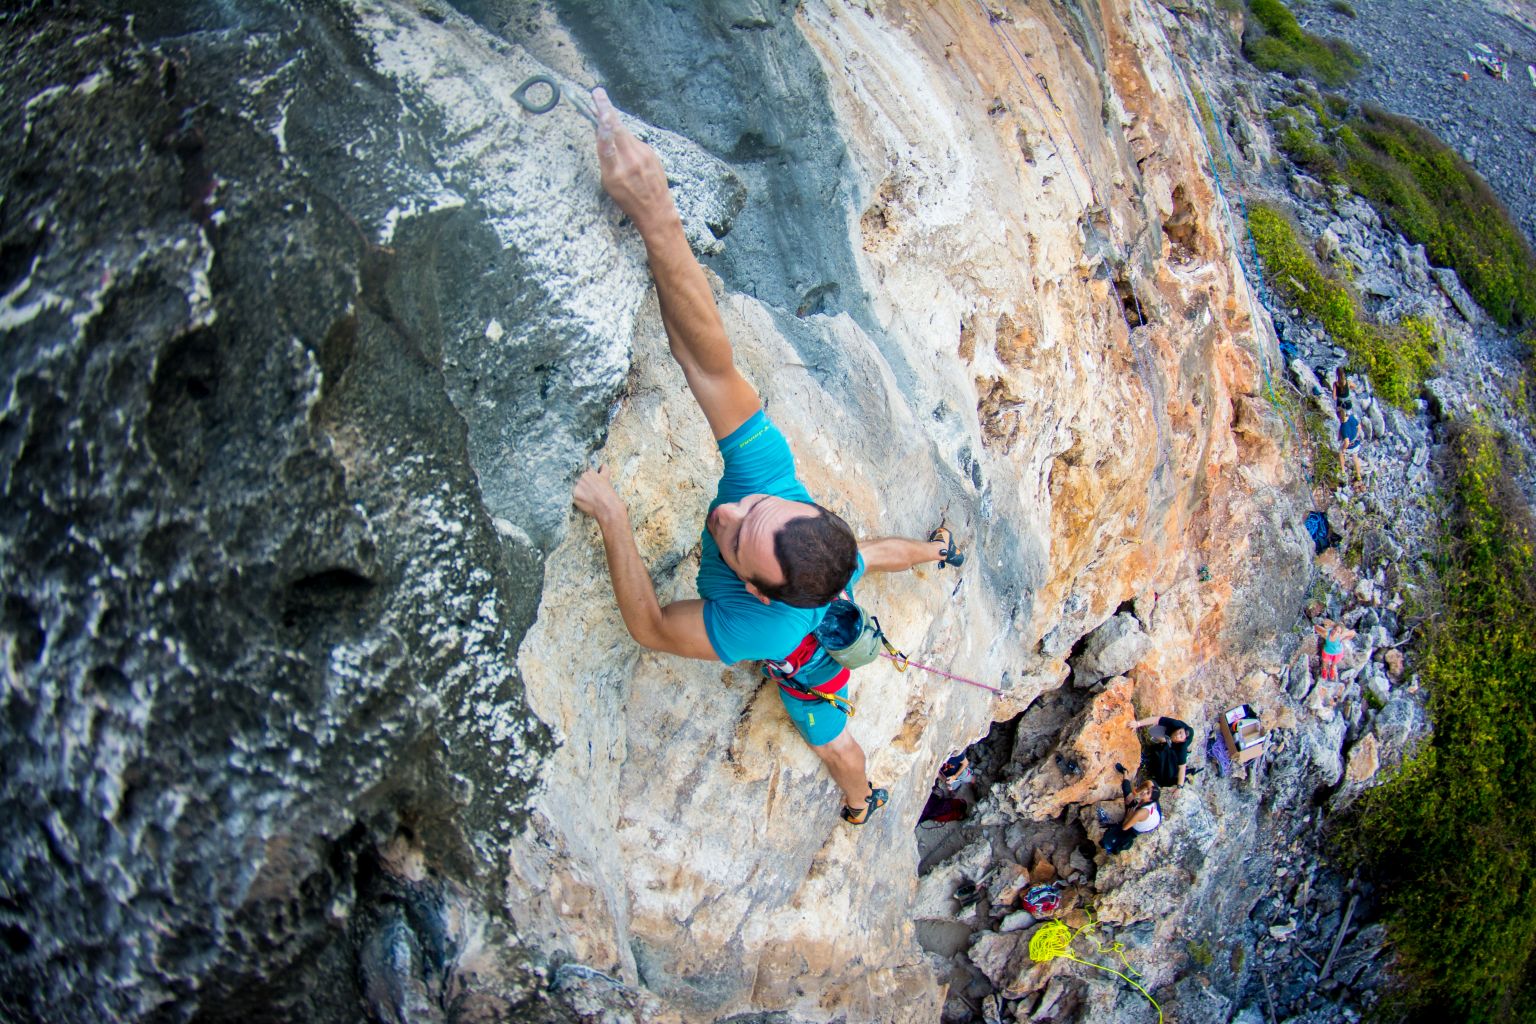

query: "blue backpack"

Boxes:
[1304, 511, 1333, 554]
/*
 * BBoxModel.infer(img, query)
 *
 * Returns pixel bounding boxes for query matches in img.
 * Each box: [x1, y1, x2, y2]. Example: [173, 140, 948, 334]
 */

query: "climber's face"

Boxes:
[707, 493, 817, 602]
[1171, 728, 1189, 745]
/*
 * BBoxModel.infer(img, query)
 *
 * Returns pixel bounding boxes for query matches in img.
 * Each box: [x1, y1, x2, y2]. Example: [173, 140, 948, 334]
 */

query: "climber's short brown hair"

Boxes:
[749, 503, 858, 609]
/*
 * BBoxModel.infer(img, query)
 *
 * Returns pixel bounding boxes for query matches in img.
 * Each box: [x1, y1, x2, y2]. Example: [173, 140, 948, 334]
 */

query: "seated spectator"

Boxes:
[1128, 714, 1193, 788]
[1097, 778, 1161, 854]
[937, 752, 973, 793]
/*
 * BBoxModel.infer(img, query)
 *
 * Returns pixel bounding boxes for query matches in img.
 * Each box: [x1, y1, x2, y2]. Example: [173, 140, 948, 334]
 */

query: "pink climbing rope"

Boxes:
[879, 652, 1006, 696]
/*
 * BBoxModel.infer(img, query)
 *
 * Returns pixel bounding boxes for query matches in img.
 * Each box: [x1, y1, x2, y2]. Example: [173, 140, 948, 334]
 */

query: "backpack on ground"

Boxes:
[1019, 884, 1062, 916]
[1100, 826, 1137, 854]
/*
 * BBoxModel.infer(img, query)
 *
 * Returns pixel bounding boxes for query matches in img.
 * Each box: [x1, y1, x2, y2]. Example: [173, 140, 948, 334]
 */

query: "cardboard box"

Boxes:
[1220, 703, 1268, 764]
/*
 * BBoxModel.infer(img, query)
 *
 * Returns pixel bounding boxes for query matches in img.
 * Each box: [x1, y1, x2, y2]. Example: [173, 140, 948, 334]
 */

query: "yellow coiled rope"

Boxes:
[1028, 918, 1163, 1023]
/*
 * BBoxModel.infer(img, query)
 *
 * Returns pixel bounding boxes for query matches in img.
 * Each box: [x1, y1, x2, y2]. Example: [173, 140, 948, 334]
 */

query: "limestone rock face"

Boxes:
[1071, 613, 1153, 687]
[0, 2, 1312, 1022]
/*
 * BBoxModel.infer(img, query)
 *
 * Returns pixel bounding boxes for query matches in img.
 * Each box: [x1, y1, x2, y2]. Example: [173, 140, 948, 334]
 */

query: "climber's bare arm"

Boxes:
[593, 89, 759, 441]
[574, 466, 718, 660]
[858, 537, 948, 573]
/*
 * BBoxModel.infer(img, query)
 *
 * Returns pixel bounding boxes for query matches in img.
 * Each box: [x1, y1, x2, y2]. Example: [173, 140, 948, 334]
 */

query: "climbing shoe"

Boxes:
[929, 525, 965, 568]
[1114, 762, 1128, 775]
[841, 785, 888, 826]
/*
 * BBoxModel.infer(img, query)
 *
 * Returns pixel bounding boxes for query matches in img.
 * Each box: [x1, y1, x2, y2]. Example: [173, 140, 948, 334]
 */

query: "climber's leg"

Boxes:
[811, 729, 874, 815]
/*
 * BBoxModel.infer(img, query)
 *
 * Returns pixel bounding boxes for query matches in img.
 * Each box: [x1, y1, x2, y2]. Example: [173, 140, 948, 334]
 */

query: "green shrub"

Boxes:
[1279, 121, 1340, 180]
[1340, 106, 1536, 329]
[1247, 204, 1437, 407]
[1329, 0, 1356, 16]
[1243, 0, 1364, 86]
[1261, 94, 1536, 333]
[1303, 404, 1344, 490]
[1342, 421, 1536, 1021]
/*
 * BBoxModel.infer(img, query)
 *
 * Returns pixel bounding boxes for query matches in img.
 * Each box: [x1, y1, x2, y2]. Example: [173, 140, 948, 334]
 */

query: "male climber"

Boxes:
[571, 89, 960, 826]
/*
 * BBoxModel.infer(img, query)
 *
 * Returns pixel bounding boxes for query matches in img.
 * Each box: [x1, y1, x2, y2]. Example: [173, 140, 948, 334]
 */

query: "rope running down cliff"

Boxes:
[975, 2, 1100, 213]
[1132, 0, 1343, 506]
[1134, 0, 1281, 403]
[975, 3, 1177, 472]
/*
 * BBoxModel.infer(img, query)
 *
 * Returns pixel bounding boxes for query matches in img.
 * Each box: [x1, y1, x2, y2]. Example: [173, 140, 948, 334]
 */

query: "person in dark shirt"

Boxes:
[1332, 365, 1352, 407]
[1128, 714, 1192, 788]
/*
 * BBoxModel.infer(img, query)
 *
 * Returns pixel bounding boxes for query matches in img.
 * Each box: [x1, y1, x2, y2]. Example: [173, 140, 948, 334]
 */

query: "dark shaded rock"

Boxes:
[0, 5, 691, 1020]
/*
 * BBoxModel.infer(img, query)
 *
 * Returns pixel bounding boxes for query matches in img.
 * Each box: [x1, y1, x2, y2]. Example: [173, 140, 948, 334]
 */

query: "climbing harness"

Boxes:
[513, 74, 598, 126]
[765, 659, 858, 716]
[1029, 917, 1164, 1023]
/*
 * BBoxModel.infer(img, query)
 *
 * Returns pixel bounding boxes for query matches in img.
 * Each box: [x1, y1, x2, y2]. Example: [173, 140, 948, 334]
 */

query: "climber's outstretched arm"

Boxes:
[574, 466, 718, 660]
[593, 89, 759, 441]
[857, 536, 949, 574]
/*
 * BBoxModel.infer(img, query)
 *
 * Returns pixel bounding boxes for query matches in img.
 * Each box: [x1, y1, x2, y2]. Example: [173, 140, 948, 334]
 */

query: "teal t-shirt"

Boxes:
[698, 409, 863, 684]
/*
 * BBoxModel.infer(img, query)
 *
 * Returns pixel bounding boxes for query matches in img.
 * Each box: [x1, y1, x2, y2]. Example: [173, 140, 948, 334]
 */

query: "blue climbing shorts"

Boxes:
[777, 685, 849, 746]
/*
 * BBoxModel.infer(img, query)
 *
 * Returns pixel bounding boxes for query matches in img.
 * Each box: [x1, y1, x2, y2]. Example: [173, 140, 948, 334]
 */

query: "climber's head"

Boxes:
[1170, 726, 1189, 745]
[708, 494, 857, 608]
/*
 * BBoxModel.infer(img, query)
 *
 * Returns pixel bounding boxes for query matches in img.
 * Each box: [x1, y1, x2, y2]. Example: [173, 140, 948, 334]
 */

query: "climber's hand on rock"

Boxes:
[574, 465, 624, 522]
[593, 87, 677, 236]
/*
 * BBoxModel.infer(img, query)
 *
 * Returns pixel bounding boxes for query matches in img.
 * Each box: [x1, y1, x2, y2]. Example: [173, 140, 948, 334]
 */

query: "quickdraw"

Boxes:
[512, 74, 598, 126]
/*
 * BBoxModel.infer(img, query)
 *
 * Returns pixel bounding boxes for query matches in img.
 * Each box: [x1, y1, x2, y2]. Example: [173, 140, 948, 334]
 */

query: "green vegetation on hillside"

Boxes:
[1242, 0, 1364, 85]
[1265, 100, 1536, 332]
[1342, 421, 1536, 1021]
[1343, 108, 1536, 329]
[1246, 203, 1438, 407]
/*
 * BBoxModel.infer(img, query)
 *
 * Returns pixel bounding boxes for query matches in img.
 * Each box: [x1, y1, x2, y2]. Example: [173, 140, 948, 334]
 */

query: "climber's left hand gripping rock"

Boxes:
[573, 465, 625, 524]
[592, 88, 677, 237]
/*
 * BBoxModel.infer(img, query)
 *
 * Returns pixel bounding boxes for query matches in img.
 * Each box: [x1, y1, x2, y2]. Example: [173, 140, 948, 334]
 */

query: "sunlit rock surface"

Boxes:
[0, 1, 1311, 1021]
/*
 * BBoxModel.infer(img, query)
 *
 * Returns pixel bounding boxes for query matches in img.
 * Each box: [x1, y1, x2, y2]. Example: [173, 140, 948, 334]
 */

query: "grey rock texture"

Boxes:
[0, 3, 738, 1020]
[1070, 612, 1152, 687]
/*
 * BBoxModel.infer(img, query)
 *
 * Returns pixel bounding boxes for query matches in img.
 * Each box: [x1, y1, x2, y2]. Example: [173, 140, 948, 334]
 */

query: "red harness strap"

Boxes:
[770, 632, 850, 701]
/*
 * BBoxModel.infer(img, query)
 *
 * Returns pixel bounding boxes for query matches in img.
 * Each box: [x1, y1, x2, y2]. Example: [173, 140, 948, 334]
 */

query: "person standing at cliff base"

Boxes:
[1127, 714, 1193, 788]
[1338, 401, 1364, 482]
[570, 89, 961, 826]
[1314, 619, 1355, 681]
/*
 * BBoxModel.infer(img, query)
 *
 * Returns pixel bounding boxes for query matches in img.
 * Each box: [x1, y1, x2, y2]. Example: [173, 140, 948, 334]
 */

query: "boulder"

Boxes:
[1345, 734, 1382, 784]
[1315, 227, 1342, 263]
[999, 910, 1037, 933]
[1384, 648, 1406, 680]
[1368, 401, 1388, 439]
[967, 930, 1028, 988]
[1431, 267, 1481, 322]
[1356, 271, 1400, 298]
[1071, 612, 1153, 686]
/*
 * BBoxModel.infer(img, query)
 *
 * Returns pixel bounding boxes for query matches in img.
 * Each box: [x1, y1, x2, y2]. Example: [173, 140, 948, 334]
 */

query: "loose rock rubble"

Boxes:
[907, 4, 1535, 1022]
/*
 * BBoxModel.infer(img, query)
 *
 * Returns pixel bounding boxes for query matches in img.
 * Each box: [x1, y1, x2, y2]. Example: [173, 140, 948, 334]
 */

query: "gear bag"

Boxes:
[813, 598, 899, 670]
